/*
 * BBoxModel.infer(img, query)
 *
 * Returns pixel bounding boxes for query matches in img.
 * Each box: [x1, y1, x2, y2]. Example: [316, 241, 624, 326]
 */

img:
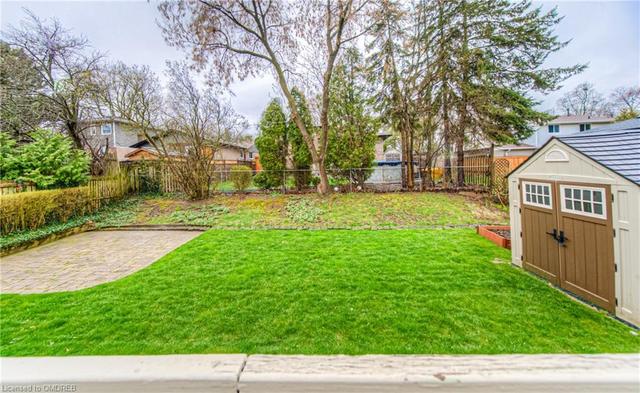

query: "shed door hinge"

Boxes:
[615, 264, 618, 272]
[520, 231, 522, 238]
[518, 184, 521, 190]
[613, 229, 616, 237]
[519, 208, 521, 214]
[611, 194, 614, 203]
[520, 255, 524, 261]
[615, 298, 618, 306]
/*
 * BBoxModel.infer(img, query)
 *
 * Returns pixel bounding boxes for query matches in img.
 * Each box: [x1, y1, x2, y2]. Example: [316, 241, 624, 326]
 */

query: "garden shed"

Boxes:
[508, 118, 640, 326]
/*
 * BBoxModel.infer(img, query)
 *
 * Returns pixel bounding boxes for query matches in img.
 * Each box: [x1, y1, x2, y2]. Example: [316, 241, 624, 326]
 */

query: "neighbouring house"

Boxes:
[80, 118, 159, 165]
[507, 117, 640, 327]
[81, 118, 151, 149]
[249, 144, 261, 171]
[521, 115, 615, 148]
[124, 139, 254, 168]
[494, 143, 537, 157]
[374, 130, 393, 162]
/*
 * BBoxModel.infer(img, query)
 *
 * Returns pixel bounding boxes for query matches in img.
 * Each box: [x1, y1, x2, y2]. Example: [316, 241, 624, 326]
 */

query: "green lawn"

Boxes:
[1, 229, 637, 356]
[138, 192, 508, 228]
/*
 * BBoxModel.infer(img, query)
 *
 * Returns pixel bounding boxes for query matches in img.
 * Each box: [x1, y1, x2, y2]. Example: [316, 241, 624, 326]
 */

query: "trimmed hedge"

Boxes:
[0, 187, 95, 235]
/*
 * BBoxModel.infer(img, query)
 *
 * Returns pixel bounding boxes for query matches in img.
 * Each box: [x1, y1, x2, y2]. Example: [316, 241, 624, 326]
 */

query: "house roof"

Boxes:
[495, 143, 535, 150]
[549, 115, 614, 125]
[508, 117, 640, 186]
[574, 117, 640, 133]
[556, 118, 640, 185]
[108, 146, 137, 161]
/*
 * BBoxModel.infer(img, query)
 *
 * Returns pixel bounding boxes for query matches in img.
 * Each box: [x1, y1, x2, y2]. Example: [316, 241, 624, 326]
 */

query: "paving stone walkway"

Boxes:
[0, 230, 202, 294]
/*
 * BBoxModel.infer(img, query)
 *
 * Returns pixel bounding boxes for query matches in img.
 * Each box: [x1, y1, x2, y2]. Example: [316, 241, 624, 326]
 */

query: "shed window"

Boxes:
[101, 123, 113, 135]
[548, 124, 559, 133]
[579, 123, 591, 132]
[523, 181, 552, 209]
[561, 185, 606, 219]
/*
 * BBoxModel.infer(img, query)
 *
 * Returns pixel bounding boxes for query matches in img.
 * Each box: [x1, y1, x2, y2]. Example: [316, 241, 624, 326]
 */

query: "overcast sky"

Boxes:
[1, 0, 638, 131]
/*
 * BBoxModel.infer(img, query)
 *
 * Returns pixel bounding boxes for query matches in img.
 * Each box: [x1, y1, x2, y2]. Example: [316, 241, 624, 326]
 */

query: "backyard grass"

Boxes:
[137, 192, 508, 228]
[1, 229, 637, 356]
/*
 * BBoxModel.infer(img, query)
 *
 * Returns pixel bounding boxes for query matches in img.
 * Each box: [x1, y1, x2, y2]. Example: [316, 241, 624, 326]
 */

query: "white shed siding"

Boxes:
[509, 139, 640, 326]
[613, 184, 640, 325]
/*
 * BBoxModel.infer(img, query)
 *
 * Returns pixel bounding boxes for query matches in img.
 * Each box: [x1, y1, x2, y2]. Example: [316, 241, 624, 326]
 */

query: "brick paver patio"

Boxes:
[0, 230, 202, 294]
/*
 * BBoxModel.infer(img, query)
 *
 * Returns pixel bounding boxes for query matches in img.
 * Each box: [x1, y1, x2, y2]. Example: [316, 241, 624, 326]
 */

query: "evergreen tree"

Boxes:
[11, 129, 90, 189]
[327, 48, 379, 186]
[254, 99, 288, 189]
[367, 0, 417, 190]
[287, 88, 314, 190]
[418, 0, 584, 186]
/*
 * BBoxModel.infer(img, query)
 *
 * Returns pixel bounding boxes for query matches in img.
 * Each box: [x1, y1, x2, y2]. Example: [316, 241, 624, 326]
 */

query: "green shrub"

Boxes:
[229, 165, 252, 192]
[0, 187, 94, 235]
[2, 129, 90, 189]
[0, 132, 19, 180]
[253, 171, 276, 190]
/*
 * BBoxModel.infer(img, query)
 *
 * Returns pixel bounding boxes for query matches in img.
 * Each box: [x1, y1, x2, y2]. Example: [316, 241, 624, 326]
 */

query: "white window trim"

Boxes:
[101, 123, 113, 135]
[522, 181, 553, 209]
[560, 185, 607, 220]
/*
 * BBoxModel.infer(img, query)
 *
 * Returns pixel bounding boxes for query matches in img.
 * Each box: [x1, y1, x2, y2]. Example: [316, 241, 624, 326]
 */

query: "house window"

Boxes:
[101, 123, 113, 135]
[548, 124, 559, 133]
[579, 123, 591, 132]
[560, 185, 606, 219]
[249, 152, 253, 159]
[523, 181, 552, 209]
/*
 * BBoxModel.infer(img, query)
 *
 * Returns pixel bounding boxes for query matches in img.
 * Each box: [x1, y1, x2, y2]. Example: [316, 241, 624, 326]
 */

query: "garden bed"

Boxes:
[477, 225, 511, 249]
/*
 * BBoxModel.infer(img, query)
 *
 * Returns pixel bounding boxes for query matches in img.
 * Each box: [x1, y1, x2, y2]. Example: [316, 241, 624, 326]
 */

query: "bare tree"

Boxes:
[158, 0, 370, 195]
[0, 42, 51, 142]
[3, 11, 104, 148]
[556, 82, 612, 117]
[609, 86, 640, 119]
[95, 61, 247, 199]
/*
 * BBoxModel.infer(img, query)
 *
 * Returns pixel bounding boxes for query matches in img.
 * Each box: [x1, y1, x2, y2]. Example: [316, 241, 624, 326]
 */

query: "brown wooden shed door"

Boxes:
[557, 183, 615, 312]
[520, 180, 560, 285]
[520, 180, 615, 312]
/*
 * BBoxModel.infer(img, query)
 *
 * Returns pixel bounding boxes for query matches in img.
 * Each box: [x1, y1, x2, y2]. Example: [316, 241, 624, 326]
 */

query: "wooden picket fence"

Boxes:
[0, 181, 36, 195]
[87, 171, 140, 209]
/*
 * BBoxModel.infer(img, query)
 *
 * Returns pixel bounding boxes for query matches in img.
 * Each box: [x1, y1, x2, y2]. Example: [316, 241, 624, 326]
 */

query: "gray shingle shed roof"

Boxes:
[557, 118, 640, 186]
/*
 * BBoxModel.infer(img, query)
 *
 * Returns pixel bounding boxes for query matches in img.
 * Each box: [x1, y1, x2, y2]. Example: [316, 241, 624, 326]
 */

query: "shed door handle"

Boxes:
[557, 231, 567, 247]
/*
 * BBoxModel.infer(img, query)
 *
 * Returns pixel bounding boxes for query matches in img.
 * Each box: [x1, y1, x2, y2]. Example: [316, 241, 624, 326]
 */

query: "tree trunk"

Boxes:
[456, 136, 464, 186]
[405, 125, 414, 190]
[443, 103, 452, 184]
[66, 121, 84, 149]
[317, 160, 330, 194]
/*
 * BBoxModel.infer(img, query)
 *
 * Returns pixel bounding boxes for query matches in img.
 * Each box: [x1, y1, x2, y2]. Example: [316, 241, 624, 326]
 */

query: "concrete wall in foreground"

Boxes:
[2, 354, 639, 392]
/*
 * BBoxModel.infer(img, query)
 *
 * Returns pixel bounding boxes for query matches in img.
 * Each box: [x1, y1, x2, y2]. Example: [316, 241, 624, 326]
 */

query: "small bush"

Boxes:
[230, 165, 252, 192]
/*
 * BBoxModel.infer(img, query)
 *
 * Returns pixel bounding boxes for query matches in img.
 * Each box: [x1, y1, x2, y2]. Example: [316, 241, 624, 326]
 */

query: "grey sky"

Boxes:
[1, 0, 638, 129]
